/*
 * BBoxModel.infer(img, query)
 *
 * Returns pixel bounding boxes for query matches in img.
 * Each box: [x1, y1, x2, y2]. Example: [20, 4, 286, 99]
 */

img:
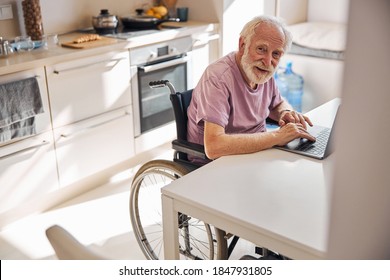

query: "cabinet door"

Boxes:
[53, 106, 135, 187]
[0, 132, 59, 215]
[46, 51, 132, 128]
[0, 68, 52, 134]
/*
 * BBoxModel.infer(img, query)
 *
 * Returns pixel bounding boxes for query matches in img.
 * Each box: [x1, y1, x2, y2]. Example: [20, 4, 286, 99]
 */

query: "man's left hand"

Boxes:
[279, 110, 313, 129]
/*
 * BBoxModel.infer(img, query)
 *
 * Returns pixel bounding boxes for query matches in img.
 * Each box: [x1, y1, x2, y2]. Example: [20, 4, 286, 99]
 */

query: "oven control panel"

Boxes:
[129, 36, 192, 65]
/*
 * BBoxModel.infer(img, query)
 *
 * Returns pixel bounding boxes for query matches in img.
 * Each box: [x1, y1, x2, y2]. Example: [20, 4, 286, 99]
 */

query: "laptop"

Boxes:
[274, 110, 338, 160]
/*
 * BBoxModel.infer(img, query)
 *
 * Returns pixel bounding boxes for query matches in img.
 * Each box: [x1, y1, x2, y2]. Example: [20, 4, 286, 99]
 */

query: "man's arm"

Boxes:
[203, 121, 315, 160]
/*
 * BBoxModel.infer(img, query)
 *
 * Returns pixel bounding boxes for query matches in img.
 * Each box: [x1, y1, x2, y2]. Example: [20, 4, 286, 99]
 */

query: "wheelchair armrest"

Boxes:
[266, 117, 279, 126]
[172, 139, 208, 160]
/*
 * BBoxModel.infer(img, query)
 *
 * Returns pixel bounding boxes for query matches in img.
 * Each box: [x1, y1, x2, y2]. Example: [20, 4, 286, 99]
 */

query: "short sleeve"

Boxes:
[194, 74, 231, 128]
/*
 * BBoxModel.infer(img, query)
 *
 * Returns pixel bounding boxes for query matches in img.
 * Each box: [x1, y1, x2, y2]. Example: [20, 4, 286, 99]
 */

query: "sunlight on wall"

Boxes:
[222, 0, 273, 55]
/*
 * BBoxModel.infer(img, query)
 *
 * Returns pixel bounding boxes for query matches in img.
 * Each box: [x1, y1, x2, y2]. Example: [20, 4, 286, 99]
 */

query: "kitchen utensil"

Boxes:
[92, 9, 119, 34]
[121, 14, 179, 29]
[176, 7, 188, 22]
[0, 38, 15, 56]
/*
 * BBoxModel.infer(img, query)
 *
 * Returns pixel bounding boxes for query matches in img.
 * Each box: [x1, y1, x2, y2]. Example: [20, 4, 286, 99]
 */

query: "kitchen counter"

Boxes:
[0, 21, 218, 76]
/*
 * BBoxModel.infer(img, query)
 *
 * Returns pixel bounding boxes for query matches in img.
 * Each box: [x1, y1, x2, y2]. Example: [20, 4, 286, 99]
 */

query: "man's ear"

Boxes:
[238, 36, 245, 54]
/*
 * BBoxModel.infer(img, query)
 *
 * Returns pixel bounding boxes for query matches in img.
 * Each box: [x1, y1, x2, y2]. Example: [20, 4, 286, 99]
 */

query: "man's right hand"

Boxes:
[275, 122, 316, 146]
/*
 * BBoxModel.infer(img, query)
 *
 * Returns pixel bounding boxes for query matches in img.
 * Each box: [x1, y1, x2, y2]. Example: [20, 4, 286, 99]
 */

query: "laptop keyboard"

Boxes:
[296, 128, 331, 155]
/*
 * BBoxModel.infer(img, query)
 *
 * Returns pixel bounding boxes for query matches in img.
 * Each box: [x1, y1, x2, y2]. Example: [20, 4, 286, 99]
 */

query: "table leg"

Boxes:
[162, 194, 180, 259]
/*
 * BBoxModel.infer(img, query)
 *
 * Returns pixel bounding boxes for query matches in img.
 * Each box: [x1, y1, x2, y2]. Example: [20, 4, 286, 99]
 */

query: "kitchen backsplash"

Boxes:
[0, 0, 158, 37]
[0, 0, 220, 39]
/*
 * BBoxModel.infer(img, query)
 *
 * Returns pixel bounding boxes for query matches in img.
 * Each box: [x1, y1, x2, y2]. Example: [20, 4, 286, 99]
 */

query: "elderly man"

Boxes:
[187, 15, 315, 164]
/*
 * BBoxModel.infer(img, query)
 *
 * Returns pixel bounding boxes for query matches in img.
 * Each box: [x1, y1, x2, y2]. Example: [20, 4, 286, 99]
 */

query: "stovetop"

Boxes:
[105, 28, 161, 40]
[79, 25, 182, 41]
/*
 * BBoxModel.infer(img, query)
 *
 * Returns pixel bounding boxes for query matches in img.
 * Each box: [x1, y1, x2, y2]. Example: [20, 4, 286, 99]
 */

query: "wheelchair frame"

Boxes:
[129, 80, 228, 260]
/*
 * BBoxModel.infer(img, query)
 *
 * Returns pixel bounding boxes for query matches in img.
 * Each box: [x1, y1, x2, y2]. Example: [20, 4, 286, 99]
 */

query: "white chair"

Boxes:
[45, 225, 106, 260]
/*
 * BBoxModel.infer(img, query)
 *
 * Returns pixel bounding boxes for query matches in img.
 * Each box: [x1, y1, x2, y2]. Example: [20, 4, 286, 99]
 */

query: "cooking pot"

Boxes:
[92, 9, 119, 34]
[121, 14, 179, 29]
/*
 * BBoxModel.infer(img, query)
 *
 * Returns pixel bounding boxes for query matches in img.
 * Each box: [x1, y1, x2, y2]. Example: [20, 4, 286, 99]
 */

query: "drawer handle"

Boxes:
[139, 56, 189, 73]
[193, 34, 220, 47]
[0, 140, 49, 160]
[60, 111, 130, 138]
[53, 58, 127, 74]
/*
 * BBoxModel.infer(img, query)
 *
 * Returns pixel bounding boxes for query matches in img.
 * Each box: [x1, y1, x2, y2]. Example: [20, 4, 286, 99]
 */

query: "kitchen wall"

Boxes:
[220, 0, 275, 55]
[0, 0, 20, 37]
[0, 0, 156, 37]
[176, 0, 277, 56]
[1, 0, 274, 49]
[1, 0, 218, 38]
[39, 0, 163, 34]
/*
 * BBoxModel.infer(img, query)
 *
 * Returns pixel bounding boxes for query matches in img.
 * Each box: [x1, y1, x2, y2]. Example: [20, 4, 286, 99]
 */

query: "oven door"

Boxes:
[132, 53, 193, 136]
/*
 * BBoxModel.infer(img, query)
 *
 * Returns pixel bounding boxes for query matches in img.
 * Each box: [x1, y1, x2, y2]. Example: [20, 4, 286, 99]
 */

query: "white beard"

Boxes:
[241, 48, 275, 85]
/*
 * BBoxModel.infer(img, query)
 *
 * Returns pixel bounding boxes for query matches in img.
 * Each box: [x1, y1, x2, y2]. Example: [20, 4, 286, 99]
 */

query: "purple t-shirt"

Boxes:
[187, 52, 283, 163]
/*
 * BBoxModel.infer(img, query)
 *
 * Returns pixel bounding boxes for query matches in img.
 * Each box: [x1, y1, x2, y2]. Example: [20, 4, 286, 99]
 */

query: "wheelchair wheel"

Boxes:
[130, 159, 227, 260]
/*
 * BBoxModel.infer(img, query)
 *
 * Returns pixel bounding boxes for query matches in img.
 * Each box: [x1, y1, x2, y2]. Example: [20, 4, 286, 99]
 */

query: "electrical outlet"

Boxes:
[0, 4, 13, 20]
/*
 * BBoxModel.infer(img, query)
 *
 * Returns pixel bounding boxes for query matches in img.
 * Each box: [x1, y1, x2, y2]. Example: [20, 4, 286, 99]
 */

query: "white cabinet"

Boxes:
[0, 131, 59, 215]
[0, 68, 58, 220]
[46, 51, 132, 128]
[53, 106, 135, 187]
[46, 51, 135, 187]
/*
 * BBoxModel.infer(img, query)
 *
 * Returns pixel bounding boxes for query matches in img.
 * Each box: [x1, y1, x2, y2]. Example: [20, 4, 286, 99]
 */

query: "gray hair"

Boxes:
[240, 15, 292, 52]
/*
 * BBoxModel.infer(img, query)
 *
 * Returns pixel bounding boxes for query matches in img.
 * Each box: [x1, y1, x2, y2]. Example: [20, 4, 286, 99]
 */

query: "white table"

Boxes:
[162, 99, 340, 259]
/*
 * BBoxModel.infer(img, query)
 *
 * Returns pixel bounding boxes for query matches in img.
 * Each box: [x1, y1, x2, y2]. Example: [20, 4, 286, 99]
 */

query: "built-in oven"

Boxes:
[130, 36, 193, 153]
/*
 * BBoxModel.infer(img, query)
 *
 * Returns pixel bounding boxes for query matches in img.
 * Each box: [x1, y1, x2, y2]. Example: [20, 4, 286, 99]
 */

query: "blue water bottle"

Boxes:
[274, 68, 289, 100]
[278, 61, 304, 112]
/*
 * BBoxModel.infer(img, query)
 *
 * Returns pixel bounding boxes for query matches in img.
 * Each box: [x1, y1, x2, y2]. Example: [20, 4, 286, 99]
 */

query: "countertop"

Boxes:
[0, 21, 218, 76]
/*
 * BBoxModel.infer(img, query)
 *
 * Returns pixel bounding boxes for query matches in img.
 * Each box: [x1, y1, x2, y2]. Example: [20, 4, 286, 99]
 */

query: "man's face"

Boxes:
[239, 23, 285, 86]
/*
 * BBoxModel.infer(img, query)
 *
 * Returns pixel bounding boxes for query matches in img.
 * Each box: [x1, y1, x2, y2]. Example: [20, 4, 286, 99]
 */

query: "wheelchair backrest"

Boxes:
[170, 89, 193, 142]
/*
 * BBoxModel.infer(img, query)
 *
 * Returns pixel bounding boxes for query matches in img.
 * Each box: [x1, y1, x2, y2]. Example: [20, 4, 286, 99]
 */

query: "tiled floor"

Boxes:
[0, 142, 258, 260]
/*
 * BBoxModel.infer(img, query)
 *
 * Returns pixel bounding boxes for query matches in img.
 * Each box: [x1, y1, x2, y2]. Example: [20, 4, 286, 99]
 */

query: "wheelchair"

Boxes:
[129, 80, 228, 260]
[129, 80, 281, 260]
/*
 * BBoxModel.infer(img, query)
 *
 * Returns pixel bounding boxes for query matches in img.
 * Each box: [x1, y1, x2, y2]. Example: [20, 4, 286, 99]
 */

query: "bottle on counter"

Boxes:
[277, 61, 304, 112]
